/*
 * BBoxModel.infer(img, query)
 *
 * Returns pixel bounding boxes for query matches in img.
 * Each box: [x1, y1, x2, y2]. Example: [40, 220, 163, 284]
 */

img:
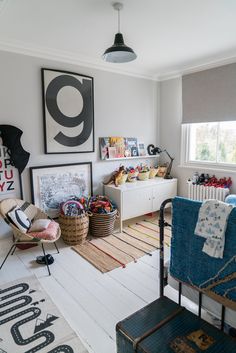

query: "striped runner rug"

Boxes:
[72, 218, 171, 273]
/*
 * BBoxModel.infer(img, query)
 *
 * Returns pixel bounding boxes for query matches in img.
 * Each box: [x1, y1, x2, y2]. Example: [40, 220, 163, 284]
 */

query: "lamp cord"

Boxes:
[118, 8, 120, 33]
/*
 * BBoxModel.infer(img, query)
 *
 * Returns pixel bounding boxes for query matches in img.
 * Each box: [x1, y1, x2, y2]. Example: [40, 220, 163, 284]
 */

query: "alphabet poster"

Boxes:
[42, 69, 94, 154]
[0, 145, 22, 200]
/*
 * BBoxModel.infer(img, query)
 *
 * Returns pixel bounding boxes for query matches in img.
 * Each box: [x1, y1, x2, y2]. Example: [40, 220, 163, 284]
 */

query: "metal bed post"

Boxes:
[221, 305, 225, 331]
[159, 198, 173, 298]
[178, 283, 182, 306]
[198, 292, 202, 318]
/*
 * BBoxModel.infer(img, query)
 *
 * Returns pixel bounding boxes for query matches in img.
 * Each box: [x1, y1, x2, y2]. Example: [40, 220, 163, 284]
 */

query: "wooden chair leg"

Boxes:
[0, 244, 16, 270]
[41, 243, 51, 276]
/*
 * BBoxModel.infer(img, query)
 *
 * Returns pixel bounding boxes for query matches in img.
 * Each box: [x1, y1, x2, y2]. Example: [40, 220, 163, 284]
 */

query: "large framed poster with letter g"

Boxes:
[41, 68, 94, 154]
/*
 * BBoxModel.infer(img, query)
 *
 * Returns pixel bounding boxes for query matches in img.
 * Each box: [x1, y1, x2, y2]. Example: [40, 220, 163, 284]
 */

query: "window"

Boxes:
[183, 121, 236, 167]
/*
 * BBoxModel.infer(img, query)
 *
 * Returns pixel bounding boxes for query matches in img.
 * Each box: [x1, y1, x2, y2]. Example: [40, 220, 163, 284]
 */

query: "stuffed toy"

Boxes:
[103, 166, 126, 187]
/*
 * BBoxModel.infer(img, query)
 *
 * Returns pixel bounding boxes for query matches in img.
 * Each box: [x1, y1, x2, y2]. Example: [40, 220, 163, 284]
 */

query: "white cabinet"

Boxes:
[152, 181, 177, 211]
[122, 188, 153, 219]
[104, 178, 177, 231]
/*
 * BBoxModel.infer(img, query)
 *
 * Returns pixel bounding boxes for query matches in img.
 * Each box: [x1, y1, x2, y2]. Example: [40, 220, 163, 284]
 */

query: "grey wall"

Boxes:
[160, 77, 236, 196]
[0, 50, 159, 201]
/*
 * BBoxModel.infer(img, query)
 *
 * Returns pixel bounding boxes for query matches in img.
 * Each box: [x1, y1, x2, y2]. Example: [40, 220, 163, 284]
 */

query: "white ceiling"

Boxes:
[1, 0, 236, 79]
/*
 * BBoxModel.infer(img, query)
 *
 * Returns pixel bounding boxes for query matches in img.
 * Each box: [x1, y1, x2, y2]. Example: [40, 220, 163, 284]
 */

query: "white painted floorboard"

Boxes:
[0, 228, 161, 353]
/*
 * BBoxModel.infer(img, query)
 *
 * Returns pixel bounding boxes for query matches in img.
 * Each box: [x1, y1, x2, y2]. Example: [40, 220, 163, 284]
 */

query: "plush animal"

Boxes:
[103, 166, 125, 187]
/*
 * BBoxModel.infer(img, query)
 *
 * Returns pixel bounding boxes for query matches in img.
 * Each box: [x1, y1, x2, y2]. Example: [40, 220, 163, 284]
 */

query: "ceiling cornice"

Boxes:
[0, 39, 158, 81]
[156, 53, 236, 81]
[0, 39, 236, 83]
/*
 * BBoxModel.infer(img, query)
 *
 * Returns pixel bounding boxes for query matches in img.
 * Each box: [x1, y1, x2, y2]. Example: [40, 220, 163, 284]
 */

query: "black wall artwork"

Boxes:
[42, 68, 94, 154]
[0, 125, 30, 174]
[0, 125, 30, 200]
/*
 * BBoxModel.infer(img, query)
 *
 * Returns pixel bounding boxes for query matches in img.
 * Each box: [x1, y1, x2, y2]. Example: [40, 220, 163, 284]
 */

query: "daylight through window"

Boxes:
[188, 121, 236, 165]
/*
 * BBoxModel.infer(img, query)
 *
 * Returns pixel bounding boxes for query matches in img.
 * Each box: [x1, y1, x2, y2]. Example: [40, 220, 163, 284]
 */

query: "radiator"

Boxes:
[187, 183, 229, 201]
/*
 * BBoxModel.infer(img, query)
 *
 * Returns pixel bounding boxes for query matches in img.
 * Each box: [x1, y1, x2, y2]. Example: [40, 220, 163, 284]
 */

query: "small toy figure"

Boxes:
[103, 165, 126, 187]
[192, 172, 199, 184]
[198, 173, 205, 184]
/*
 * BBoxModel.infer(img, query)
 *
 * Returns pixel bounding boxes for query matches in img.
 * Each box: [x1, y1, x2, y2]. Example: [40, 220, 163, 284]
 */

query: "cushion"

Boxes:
[29, 221, 59, 241]
[29, 219, 51, 232]
[7, 206, 31, 233]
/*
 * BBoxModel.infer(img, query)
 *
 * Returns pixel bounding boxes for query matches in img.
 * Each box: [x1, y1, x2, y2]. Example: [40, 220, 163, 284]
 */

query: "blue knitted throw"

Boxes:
[170, 197, 236, 309]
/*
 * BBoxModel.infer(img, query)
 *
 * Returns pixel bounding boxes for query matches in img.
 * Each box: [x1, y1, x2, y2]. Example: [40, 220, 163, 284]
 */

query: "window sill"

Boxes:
[178, 164, 236, 174]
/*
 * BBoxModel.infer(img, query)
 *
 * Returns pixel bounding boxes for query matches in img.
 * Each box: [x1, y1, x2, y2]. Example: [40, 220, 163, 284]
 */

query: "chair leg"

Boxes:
[0, 244, 16, 270]
[11, 245, 17, 255]
[41, 243, 51, 276]
[54, 242, 59, 254]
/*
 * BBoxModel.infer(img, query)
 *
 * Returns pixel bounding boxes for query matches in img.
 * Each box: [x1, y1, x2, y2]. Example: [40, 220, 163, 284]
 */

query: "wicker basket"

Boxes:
[138, 171, 150, 181]
[127, 171, 139, 182]
[59, 213, 89, 245]
[89, 209, 118, 237]
[149, 168, 158, 179]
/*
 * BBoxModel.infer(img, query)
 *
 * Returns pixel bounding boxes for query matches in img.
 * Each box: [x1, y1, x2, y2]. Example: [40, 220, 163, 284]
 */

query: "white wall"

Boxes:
[160, 77, 236, 196]
[0, 50, 159, 201]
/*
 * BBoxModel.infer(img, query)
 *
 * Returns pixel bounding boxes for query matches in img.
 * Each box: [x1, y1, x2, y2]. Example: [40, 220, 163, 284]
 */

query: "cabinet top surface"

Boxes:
[104, 177, 177, 191]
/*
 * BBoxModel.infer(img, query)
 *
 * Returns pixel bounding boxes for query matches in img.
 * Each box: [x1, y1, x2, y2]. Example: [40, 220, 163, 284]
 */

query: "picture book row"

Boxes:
[100, 137, 146, 160]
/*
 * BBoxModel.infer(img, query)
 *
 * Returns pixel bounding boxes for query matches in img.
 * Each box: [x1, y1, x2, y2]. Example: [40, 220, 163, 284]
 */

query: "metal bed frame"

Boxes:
[158, 198, 226, 332]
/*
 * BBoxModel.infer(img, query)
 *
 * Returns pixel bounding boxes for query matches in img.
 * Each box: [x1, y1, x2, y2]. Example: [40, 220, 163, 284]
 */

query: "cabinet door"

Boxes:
[152, 181, 177, 211]
[122, 188, 153, 220]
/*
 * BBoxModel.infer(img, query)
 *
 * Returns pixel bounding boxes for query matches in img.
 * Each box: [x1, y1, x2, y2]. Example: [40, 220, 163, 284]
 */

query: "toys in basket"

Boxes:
[88, 195, 118, 237]
[88, 195, 117, 214]
[137, 164, 150, 180]
[104, 163, 162, 187]
[60, 197, 88, 217]
[126, 166, 139, 182]
[59, 197, 89, 245]
[149, 166, 158, 179]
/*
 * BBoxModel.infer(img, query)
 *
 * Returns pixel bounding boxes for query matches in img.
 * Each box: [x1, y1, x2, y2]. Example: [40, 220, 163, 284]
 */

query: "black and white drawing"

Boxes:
[42, 68, 94, 154]
[30, 162, 93, 218]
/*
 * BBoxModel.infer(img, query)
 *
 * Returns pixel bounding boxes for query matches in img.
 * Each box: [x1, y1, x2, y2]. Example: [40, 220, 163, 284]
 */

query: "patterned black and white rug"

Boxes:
[0, 276, 88, 353]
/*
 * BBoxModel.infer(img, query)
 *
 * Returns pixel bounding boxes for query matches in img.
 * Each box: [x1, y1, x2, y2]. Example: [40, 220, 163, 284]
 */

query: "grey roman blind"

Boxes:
[182, 62, 236, 124]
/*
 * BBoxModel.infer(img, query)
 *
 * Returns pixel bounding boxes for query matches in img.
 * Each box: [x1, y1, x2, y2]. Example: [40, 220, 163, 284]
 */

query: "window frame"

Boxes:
[181, 123, 236, 172]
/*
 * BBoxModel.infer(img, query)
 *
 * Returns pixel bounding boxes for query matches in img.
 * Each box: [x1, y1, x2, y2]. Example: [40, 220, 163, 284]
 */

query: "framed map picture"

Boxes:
[30, 162, 93, 218]
[42, 68, 94, 154]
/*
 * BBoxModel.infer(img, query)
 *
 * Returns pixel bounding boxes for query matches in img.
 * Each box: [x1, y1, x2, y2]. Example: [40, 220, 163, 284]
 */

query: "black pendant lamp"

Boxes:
[102, 2, 137, 63]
